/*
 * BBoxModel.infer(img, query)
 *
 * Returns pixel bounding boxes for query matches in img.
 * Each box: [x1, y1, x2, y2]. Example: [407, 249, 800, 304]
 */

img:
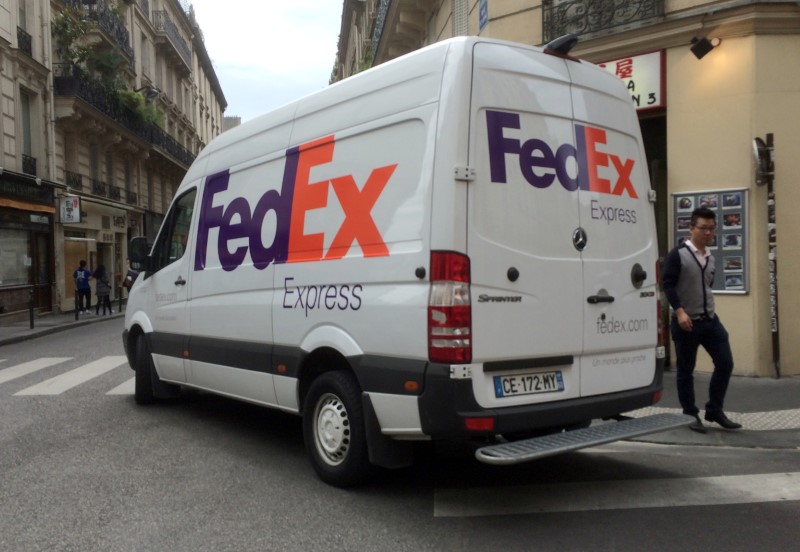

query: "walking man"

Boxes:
[662, 207, 742, 433]
[73, 259, 92, 315]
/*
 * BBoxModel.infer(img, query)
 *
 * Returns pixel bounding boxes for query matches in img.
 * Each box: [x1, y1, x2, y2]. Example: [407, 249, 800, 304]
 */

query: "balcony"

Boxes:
[53, 64, 196, 168]
[66, 171, 84, 191]
[372, 0, 430, 64]
[64, 0, 134, 61]
[152, 10, 192, 73]
[543, 0, 664, 42]
[126, 189, 138, 205]
[22, 155, 37, 176]
[17, 27, 32, 58]
[92, 179, 107, 197]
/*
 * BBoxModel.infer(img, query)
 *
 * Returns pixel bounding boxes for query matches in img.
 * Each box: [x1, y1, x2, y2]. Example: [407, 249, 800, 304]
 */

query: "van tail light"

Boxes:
[428, 251, 472, 364]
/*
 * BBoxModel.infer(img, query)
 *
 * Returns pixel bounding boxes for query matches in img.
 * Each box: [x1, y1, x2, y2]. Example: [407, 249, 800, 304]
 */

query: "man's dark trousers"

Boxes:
[671, 315, 734, 416]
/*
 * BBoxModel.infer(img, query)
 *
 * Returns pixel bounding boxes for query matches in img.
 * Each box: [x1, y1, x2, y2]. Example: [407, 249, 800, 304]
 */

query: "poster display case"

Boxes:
[672, 189, 748, 294]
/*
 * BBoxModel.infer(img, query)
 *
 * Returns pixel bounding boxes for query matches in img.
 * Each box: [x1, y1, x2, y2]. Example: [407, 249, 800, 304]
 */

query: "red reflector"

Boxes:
[465, 417, 495, 431]
[652, 390, 663, 405]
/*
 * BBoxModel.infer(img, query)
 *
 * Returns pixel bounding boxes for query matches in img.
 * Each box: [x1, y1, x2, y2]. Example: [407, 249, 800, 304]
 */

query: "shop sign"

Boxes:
[60, 196, 82, 224]
[598, 51, 665, 111]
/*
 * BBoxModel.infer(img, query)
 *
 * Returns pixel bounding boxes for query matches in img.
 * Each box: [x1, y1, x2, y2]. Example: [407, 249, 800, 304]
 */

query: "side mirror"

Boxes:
[129, 236, 150, 272]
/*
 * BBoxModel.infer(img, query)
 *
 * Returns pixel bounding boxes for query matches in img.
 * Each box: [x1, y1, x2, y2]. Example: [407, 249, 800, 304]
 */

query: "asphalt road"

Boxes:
[1, 320, 799, 551]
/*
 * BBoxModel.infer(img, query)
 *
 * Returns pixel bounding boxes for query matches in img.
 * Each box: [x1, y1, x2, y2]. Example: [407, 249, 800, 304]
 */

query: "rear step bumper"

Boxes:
[475, 413, 693, 465]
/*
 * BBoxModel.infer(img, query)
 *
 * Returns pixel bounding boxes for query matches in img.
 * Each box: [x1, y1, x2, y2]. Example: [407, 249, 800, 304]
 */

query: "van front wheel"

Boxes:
[303, 371, 370, 487]
[134, 336, 156, 405]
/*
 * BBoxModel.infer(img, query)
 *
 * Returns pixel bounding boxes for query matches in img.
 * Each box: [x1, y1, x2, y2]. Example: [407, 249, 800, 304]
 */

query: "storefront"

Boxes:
[0, 172, 56, 321]
[57, 192, 130, 313]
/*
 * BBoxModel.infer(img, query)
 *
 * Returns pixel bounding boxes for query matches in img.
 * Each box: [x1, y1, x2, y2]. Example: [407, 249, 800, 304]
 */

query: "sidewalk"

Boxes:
[0, 309, 125, 347]
[2, 312, 799, 449]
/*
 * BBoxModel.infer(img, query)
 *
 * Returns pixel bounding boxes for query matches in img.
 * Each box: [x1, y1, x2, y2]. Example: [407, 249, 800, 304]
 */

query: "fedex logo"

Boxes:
[195, 135, 397, 271]
[486, 110, 638, 198]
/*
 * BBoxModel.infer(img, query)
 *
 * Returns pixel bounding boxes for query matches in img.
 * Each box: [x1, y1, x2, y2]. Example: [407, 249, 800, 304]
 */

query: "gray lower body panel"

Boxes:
[475, 413, 694, 465]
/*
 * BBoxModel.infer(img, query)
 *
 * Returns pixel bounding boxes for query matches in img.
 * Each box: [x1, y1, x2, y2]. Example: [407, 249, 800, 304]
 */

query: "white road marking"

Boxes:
[434, 471, 800, 517]
[106, 377, 135, 395]
[14, 356, 128, 395]
[0, 358, 72, 385]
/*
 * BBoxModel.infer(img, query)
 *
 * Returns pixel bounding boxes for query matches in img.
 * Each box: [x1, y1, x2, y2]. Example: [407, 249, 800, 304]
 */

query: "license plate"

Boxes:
[493, 370, 564, 398]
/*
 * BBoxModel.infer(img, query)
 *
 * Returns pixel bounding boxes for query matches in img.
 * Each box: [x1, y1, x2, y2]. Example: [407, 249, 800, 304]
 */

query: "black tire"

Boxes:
[134, 336, 157, 405]
[302, 371, 370, 487]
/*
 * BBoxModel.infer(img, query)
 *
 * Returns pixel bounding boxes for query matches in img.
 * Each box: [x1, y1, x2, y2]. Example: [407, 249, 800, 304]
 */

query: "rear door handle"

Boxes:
[587, 295, 615, 304]
[174, 276, 186, 286]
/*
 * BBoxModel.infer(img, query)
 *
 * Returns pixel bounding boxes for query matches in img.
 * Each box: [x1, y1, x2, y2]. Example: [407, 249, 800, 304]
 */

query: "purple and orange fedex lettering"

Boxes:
[194, 135, 396, 272]
[486, 110, 638, 199]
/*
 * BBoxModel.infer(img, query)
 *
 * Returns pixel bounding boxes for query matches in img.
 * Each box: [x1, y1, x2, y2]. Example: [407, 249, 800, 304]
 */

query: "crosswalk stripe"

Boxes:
[106, 377, 135, 395]
[0, 358, 72, 385]
[434, 471, 800, 517]
[14, 356, 128, 395]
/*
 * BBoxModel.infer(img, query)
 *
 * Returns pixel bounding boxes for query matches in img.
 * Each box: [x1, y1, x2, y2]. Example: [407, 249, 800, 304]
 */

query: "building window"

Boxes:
[141, 33, 150, 77]
[0, 228, 31, 287]
[90, 144, 100, 180]
[18, 1, 28, 31]
[106, 151, 114, 187]
[20, 90, 36, 175]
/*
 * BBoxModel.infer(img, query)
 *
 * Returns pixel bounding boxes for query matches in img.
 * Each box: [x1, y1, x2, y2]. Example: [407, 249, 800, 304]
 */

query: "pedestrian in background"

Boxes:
[73, 260, 92, 315]
[662, 206, 742, 433]
[93, 264, 113, 316]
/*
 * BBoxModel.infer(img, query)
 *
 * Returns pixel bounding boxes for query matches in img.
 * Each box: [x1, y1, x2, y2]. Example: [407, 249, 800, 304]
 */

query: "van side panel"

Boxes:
[272, 114, 433, 391]
[185, 119, 295, 404]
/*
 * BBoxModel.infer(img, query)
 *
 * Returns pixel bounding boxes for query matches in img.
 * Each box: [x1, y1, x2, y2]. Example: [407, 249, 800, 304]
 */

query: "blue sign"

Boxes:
[479, 0, 488, 32]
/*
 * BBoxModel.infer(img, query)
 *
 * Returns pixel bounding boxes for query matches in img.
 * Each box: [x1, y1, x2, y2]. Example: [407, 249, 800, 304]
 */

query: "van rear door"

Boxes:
[466, 42, 584, 408]
[466, 42, 658, 410]
[566, 61, 659, 397]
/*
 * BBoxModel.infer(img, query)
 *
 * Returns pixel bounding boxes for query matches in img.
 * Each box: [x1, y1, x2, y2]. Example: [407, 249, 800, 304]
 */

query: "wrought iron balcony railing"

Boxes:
[371, 0, 391, 60]
[66, 170, 83, 191]
[543, 0, 664, 43]
[153, 10, 192, 68]
[17, 27, 32, 58]
[22, 154, 37, 176]
[63, 0, 134, 61]
[53, 64, 196, 167]
[126, 189, 138, 205]
[92, 179, 107, 197]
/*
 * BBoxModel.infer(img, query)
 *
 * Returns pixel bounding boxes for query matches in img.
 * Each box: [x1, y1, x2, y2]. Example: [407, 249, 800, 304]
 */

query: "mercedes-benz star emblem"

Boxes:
[573, 227, 588, 251]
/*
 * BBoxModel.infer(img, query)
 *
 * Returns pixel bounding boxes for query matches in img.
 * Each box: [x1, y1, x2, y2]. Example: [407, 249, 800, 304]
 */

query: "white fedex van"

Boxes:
[123, 36, 689, 487]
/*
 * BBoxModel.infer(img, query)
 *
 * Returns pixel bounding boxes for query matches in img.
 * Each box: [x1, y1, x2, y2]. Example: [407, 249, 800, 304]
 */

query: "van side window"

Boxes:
[151, 189, 196, 272]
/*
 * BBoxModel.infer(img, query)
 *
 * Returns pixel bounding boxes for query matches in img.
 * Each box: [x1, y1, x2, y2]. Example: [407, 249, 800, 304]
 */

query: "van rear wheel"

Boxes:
[303, 371, 370, 487]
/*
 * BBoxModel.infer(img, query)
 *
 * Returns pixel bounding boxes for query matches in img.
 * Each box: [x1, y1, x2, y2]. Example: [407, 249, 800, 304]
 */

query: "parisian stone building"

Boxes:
[334, 0, 800, 377]
[0, 0, 226, 320]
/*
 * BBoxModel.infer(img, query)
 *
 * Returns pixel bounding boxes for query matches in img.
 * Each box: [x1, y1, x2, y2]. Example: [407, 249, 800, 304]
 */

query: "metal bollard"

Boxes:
[119, 288, 123, 313]
[74, 290, 79, 320]
[29, 289, 34, 329]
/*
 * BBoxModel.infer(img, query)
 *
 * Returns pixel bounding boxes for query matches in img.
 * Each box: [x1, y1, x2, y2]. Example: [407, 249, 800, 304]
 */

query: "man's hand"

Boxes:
[676, 307, 693, 332]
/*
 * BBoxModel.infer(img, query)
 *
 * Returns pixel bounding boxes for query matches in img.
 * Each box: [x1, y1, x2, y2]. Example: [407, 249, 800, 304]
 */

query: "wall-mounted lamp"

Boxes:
[690, 36, 722, 60]
[134, 85, 161, 101]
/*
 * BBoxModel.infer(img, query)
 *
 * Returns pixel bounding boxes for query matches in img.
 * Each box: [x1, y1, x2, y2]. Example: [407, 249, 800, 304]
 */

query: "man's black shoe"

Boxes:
[704, 411, 742, 430]
[688, 415, 707, 434]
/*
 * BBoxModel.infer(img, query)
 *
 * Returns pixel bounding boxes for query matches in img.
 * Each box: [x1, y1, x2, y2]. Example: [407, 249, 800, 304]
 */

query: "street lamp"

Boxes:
[134, 85, 161, 101]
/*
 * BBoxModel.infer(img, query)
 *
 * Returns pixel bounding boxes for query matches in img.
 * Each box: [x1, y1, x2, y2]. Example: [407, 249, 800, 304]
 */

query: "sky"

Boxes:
[188, 1, 344, 123]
